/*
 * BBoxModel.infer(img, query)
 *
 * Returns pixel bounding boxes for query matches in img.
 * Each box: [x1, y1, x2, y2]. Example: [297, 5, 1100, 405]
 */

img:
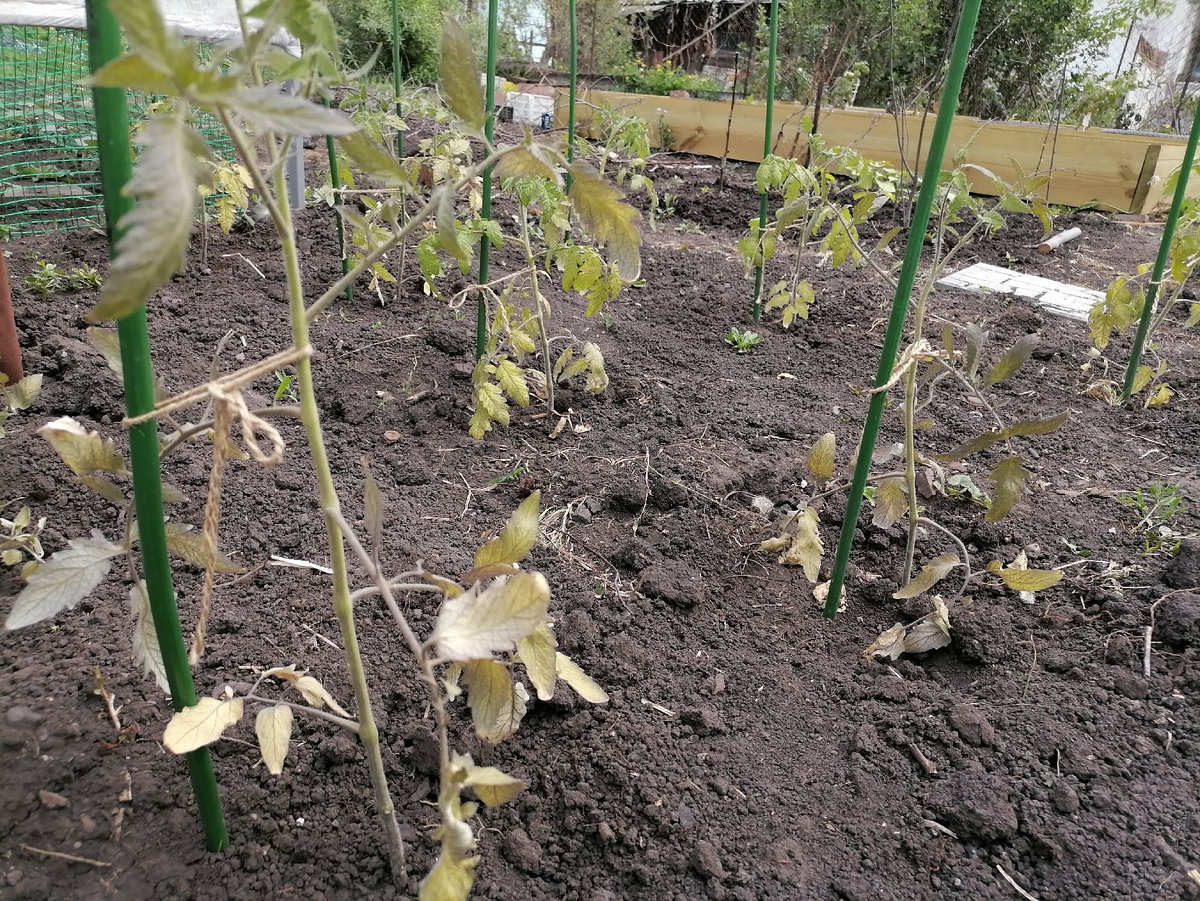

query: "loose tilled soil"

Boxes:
[2, 155, 1200, 901]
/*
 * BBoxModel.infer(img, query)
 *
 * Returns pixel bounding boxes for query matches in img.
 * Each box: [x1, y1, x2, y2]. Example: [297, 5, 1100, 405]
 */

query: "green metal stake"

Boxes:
[567, 0, 577, 169]
[323, 99, 352, 303]
[391, 0, 403, 158]
[85, 0, 229, 850]
[823, 0, 982, 619]
[1120, 94, 1200, 404]
[476, 0, 500, 361]
[750, 0, 779, 323]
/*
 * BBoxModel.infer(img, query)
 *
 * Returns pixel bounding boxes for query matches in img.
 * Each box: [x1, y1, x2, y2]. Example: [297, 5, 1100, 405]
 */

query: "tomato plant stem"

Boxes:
[274, 164, 406, 883]
[1120, 93, 1200, 404]
[85, 0, 228, 852]
[824, 0, 982, 618]
[518, 206, 556, 414]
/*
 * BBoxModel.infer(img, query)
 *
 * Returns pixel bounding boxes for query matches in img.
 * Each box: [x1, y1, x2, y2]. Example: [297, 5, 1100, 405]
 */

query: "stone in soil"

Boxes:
[503, 828, 543, 874]
[1156, 591, 1200, 648]
[1162, 540, 1200, 590]
[949, 704, 996, 747]
[928, 772, 1018, 841]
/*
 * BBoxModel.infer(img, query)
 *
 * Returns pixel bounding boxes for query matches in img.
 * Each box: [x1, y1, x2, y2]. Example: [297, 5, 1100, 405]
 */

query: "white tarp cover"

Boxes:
[0, 0, 302, 55]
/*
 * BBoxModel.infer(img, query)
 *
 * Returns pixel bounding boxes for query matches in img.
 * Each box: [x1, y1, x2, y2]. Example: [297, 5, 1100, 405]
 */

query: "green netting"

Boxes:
[0, 25, 235, 237]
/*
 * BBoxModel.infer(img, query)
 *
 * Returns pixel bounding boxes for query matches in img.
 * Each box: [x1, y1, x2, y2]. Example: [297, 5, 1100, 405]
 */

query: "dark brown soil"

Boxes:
[3, 159, 1200, 901]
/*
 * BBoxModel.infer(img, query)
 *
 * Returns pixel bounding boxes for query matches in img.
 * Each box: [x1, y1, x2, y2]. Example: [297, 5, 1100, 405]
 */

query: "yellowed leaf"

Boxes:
[5, 531, 121, 630]
[462, 660, 527, 743]
[872, 477, 907, 529]
[567, 162, 641, 282]
[439, 15, 486, 132]
[419, 852, 476, 901]
[87, 326, 123, 377]
[863, 623, 906, 660]
[903, 598, 952, 653]
[990, 563, 1063, 592]
[474, 491, 541, 567]
[516, 622, 557, 701]
[130, 580, 167, 692]
[779, 507, 822, 582]
[163, 697, 243, 754]
[555, 652, 608, 703]
[893, 552, 959, 599]
[458, 756, 526, 807]
[255, 705, 293, 775]
[806, 432, 836, 481]
[292, 675, 351, 717]
[163, 522, 243, 574]
[38, 416, 126, 477]
[77, 475, 127, 505]
[432, 572, 550, 662]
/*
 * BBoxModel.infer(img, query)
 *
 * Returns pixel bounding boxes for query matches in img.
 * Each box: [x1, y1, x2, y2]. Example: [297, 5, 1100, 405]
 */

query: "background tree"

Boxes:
[330, 0, 453, 82]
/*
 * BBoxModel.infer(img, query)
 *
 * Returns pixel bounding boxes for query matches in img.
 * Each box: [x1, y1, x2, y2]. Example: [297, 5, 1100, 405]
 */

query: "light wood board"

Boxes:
[560, 90, 1197, 214]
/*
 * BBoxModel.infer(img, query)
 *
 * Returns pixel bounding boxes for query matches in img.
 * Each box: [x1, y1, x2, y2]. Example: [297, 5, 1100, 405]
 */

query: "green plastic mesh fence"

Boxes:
[0, 25, 235, 237]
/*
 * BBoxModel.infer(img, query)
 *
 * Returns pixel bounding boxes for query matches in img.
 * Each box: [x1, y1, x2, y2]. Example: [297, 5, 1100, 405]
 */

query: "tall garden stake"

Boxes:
[476, 0, 500, 360]
[568, 0, 578, 169]
[824, 0, 983, 618]
[85, 0, 229, 850]
[0, 249, 21, 382]
[1120, 94, 1200, 403]
[751, 0, 779, 322]
[323, 99, 352, 302]
[392, 0, 403, 158]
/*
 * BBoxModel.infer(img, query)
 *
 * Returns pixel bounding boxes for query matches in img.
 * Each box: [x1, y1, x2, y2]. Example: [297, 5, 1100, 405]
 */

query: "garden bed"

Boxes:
[2, 159, 1199, 901]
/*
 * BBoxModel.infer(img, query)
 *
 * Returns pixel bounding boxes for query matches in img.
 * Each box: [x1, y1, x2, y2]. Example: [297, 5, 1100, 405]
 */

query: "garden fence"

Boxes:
[0, 25, 234, 237]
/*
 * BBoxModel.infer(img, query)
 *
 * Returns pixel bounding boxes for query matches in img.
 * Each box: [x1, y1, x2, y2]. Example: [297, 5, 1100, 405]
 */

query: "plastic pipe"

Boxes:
[824, 0, 983, 618]
[85, 0, 229, 850]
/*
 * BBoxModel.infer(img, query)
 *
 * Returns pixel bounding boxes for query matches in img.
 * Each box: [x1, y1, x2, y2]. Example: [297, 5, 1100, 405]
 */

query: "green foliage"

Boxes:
[541, 0, 631, 73]
[724, 327, 762, 353]
[740, 135, 904, 325]
[742, 0, 1157, 124]
[616, 61, 722, 98]
[23, 259, 101, 298]
[0, 372, 42, 439]
[1116, 482, 1191, 553]
[329, 0, 450, 84]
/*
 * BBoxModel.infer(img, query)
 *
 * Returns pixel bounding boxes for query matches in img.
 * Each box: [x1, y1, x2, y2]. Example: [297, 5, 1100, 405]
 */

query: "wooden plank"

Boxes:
[1139, 144, 1199, 213]
[936, 262, 1102, 322]
[564, 90, 1191, 214]
[1131, 145, 1163, 214]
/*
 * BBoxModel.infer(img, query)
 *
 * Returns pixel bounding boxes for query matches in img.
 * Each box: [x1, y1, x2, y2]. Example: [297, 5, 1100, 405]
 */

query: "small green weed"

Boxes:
[725, 327, 762, 353]
[24, 260, 101, 298]
[272, 370, 298, 405]
[1117, 482, 1189, 553]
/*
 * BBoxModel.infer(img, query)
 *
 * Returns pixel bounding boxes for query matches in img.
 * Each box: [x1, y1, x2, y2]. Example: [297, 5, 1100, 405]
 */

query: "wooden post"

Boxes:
[0, 250, 22, 382]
